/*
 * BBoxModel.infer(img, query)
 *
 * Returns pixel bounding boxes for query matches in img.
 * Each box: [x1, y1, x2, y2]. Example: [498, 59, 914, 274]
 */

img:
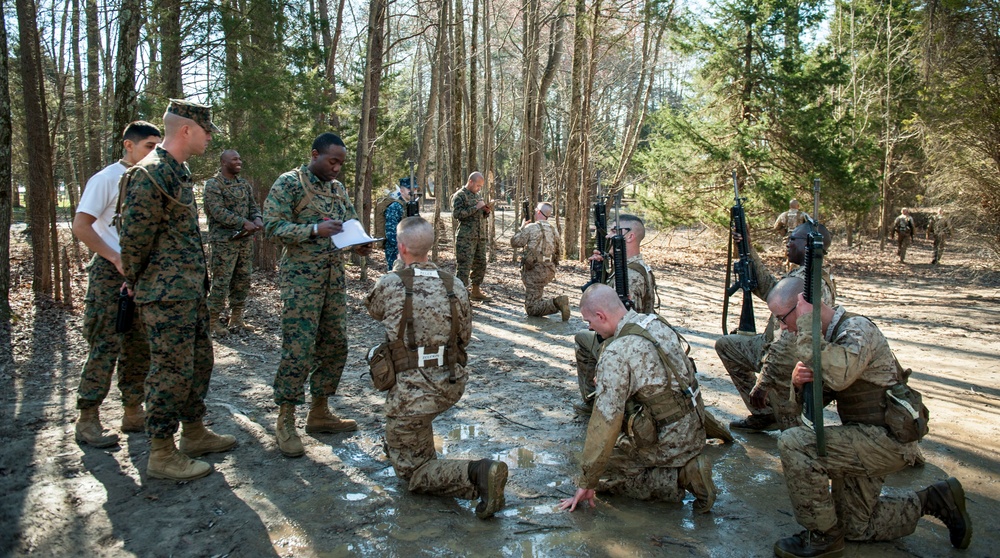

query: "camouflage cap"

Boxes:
[167, 98, 222, 134]
[399, 177, 414, 189]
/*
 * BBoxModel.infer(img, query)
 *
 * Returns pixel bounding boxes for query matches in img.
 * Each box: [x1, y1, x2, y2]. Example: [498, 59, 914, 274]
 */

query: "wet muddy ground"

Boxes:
[1, 221, 998, 557]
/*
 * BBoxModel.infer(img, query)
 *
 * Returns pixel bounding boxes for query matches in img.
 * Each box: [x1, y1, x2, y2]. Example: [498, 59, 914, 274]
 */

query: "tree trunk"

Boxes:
[483, 0, 497, 262]
[85, 0, 101, 175]
[16, 0, 55, 298]
[111, 0, 144, 161]
[467, 0, 479, 173]
[564, 0, 586, 260]
[418, 28, 440, 210]
[0, 0, 13, 325]
[354, 0, 386, 236]
[449, 0, 464, 202]
[71, 0, 88, 194]
[159, 0, 183, 98]
[325, 0, 346, 128]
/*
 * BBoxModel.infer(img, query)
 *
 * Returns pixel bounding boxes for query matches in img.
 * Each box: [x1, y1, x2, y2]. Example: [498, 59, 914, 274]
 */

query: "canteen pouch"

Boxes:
[116, 287, 136, 333]
[624, 399, 658, 448]
[884, 382, 929, 443]
[367, 342, 396, 391]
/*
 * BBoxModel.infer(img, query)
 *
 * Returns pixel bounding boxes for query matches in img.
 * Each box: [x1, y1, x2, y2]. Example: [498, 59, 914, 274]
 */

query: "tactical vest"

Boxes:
[383, 267, 467, 380]
[373, 194, 401, 249]
[523, 222, 556, 266]
[627, 261, 659, 314]
[829, 311, 888, 426]
[615, 314, 700, 441]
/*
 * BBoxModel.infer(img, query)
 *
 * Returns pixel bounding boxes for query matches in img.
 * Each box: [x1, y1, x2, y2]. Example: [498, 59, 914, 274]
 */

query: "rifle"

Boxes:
[802, 178, 826, 455]
[722, 171, 757, 335]
[405, 161, 420, 217]
[580, 172, 608, 292]
[609, 191, 634, 310]
[522, 199, 532, 223]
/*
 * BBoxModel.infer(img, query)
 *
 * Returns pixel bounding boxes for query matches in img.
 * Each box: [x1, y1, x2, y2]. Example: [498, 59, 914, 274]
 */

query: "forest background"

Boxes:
[1, 0, 999, 347]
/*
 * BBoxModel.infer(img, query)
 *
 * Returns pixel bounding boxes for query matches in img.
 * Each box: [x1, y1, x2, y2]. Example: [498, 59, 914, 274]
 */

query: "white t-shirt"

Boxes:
[76, 161, 128, 254]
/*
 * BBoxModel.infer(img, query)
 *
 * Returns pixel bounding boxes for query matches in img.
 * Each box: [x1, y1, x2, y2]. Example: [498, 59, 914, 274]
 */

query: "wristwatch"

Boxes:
[312, 223, 319, 237]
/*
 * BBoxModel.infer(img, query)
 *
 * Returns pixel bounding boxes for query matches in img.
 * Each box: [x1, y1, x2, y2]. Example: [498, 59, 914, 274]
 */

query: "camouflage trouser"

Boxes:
[140, 298, 214, 438]
[208, 239, 253, 314]
[385, 413, 478, 499]
[273, 275, 348, 405]
[715, 331, 801, 426]
[896, 236, 912, 262]
[574, 331, 604, 402]
[521, 263, 558, 317]
[455, 230, 487, 288]
[596, 450, 684, 502]
[932, 235, 947, 263]
[77, 254, 149, 410]
[778, 424, 923, 541]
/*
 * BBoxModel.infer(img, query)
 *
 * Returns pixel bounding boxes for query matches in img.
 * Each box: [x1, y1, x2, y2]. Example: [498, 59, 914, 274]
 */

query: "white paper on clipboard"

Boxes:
[330, 219, 382, 250]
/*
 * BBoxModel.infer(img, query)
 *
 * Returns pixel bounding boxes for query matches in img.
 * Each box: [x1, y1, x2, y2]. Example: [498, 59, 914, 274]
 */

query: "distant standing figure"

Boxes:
[204, 149, 263, 336]
[773, 199, 809, 238]
[451, 172, 492, 302]
[927, 208, 952, 265]
[72, 120, 161, 448]
[891, 208, 915, 263]
[366, 216, 508, 519]
[378, 177, 410, 270]
[510, 202, 570, 320]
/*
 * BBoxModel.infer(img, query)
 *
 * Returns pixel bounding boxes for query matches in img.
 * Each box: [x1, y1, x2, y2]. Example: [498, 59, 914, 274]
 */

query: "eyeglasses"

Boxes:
[788, 235, 806, 241]
[776, 306, 796, 325]
[612, 227, 631, 234]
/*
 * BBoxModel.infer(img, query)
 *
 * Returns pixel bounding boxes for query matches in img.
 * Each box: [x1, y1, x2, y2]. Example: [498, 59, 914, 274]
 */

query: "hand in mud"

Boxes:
[559, 488, 596, 512]
[791, 362, 813, 388]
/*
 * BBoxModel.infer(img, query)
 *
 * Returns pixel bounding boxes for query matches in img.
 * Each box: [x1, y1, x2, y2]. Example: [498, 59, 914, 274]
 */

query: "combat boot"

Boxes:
[773, 527, 844, 558]
[918, 477, 972, 549]
[468, 459, 508, 519]
[209, 311, 229, 337]
[729, 413, 778, 432]
[469, 285, 493, 302]
[121, 404, 145, 433]
[229, 306, 256, 333]
[147, 436, 212, 481]
[306, 396, 358, 433]
[75, 407, 120, 448]
[276, 403, 305, 457]
[702, 410, 735, 444]
[679, 454, 717, 514]
[178, 420, 237, 457]
[554, 295, 571, 322]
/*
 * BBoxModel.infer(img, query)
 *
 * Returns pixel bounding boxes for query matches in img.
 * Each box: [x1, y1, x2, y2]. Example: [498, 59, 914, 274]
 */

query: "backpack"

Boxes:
[373, 194, 400, 249]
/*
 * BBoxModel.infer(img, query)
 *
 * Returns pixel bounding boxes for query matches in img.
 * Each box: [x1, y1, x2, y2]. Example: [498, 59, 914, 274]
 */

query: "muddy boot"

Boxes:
[121, 405, 145, 433]
[469, 285, 492, 302]
[229, 305, 256, 333]
[276, 403, 305, 458]
[702, 410, 735, 444]
[918, 477, 972, 549]
[147, 436, 212, 481]
[679, 454, 717, 514]
[773, 527, 844, 558]
[178, 421, 237, 457]
[306, 396, 358, 433]
[554, 295, 571, 322]
[209, 311, 229, 337]
[730, 414, 778, 432]
[75, 407, 120, 448]
[468, 459, 508, 519]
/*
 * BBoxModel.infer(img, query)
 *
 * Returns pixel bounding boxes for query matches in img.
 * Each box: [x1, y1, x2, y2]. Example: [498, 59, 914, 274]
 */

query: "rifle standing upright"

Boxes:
[802, 178, 826, 456]
[723, 171, 757, 335]
[522, 199, 532, 223]
[580, 172, 608, 292]
[609, 192, 633, 310]
[406, 161, 420, 217]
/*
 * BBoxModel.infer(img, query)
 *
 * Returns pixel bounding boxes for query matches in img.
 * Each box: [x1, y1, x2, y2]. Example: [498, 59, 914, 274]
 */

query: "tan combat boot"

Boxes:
[918, 478, 972, 549]
[469, 285, 493, 302]
[554, 295, 571, 321]
[209, 311, 229, 337]
[228, 306, 256, 333]
[121, 404, 145, 433]
[679, 454, 717, 514]
[178, 420, 237, 457]
[468, 459, 508, 519]
[306, 396, 358, 434]
[75, 407, 120, 448]
[276, 403, 305, 457]
[147, 436, 212, 480]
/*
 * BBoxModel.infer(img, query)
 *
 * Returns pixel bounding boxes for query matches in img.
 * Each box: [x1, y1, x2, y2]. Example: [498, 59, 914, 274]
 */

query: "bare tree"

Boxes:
[84, 0, 101, 175]
[111, 0, 144, 161]
[1, 0, 13, 327]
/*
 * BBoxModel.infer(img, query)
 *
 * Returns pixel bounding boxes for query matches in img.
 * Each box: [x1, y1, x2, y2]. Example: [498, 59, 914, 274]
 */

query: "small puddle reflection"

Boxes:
[447, 424, 483, 440]
[492, 447, 563, 469]
[344, 493, 367, 501]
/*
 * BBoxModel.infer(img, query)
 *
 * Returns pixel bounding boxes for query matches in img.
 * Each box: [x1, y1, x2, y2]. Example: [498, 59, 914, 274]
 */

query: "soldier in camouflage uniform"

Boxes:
[72, 121, 161, 447]
[204, 149, 263, 336]
[560, 284, 715, 513]
[715, 222, 835, 432]
[451, 172, 492, 301]
[263, 133, 371, 458]
[767, 277, 972, 557]
[119, 100, 237, 481]
[926, 208, 952, 265]
[891, 208, 915, 263]
[773, 199, 810, 238]
[574, 214, 658, 408]
[510, 202, 570, 320]
[365, 216, 508, 519]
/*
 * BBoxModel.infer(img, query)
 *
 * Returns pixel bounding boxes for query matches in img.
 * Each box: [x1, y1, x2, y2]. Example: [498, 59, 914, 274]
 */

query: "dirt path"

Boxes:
[1, 224, 998, 557]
